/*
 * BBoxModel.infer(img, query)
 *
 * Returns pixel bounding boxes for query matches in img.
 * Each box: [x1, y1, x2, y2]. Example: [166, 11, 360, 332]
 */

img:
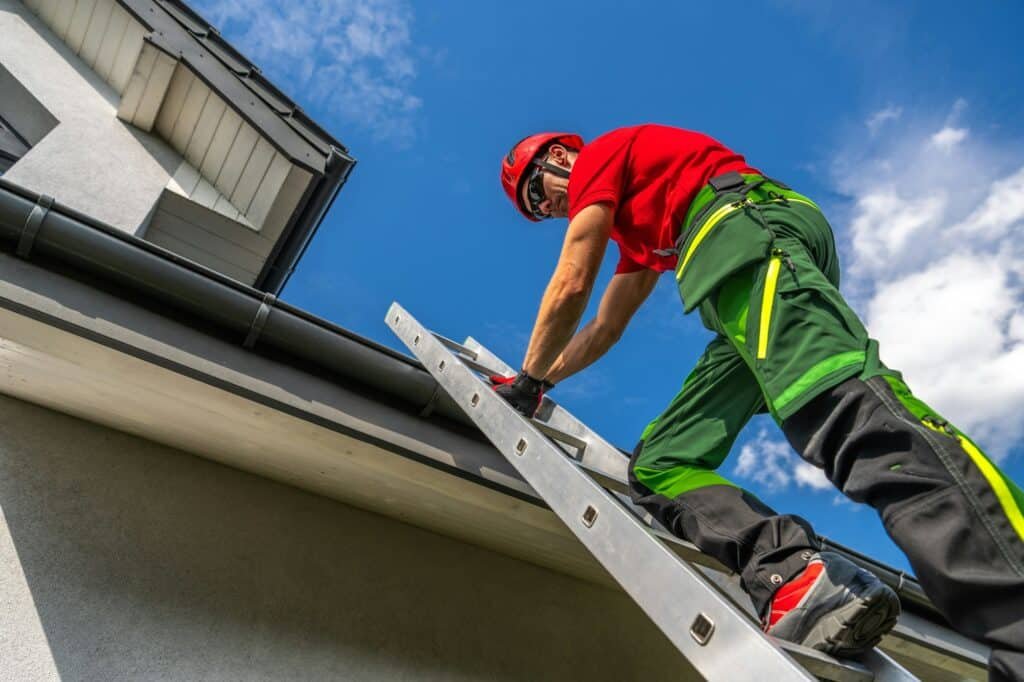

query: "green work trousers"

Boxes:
[627, 182, 1024, 679]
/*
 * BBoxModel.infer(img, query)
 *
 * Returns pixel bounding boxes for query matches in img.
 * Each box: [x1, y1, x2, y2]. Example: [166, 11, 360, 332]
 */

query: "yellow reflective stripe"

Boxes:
[675, 196, 820, 283]
[675, 200, 746, 281]
[757, 256, 781, 359]
[782, 197, 820, 211]
[922, 422, 1024, 541]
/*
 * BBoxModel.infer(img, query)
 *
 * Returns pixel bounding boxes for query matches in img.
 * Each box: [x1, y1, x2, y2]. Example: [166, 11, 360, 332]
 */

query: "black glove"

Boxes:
[489, 370, 553, 417]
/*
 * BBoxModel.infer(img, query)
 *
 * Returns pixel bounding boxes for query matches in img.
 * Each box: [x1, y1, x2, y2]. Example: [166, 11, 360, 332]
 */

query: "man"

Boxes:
[494, 126, 1024, 679]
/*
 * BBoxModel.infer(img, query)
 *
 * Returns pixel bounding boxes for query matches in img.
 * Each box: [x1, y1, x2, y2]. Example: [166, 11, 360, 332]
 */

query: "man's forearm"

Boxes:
[521, 263, 591, 379]
[535, 268, 659, 384]
[544, 319, 620, 384]
[517, 203, 613, 381]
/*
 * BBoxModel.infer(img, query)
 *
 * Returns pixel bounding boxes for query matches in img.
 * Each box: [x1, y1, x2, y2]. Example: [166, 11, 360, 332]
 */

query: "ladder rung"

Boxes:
[431, 332, 479, 360]
[458, 355, 503, 378]
[530, 419, 588, 455]
[410, 331, 503, 377]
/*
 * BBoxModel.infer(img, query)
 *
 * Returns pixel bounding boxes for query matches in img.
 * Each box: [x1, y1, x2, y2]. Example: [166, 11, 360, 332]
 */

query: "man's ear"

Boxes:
[548, 144, 571, 168]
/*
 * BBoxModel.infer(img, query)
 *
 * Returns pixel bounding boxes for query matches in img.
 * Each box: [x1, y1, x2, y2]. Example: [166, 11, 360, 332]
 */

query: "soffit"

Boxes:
[19, 0, 331, 241]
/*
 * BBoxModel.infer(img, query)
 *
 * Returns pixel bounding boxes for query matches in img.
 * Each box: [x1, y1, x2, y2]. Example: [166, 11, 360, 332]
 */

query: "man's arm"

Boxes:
[520, 203, 613, 379]
[544, 268, 659, 384]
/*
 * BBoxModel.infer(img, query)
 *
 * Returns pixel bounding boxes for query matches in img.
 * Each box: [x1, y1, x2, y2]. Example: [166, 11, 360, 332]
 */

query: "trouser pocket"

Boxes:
[745, 237, 870, 419]
[676, 201, 772, 313]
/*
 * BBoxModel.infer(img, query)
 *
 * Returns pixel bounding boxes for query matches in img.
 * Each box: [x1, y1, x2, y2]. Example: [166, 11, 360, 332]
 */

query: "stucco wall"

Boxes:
[0, 393, 693, 681]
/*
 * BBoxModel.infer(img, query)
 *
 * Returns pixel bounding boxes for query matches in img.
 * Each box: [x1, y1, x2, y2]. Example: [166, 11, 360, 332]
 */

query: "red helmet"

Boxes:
[501, 132, 584, 221]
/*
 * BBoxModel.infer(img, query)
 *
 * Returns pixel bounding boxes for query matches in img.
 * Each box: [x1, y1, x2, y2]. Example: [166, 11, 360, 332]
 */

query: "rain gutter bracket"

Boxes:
[243, 292, 277, 348]
[16, 194, 54, 259]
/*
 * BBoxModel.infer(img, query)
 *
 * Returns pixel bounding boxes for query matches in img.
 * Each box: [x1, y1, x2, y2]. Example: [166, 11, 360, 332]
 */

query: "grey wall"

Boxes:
[0, 393, 694, 681]
[0, 0, 182, 234]
[0, 63, 58, 146]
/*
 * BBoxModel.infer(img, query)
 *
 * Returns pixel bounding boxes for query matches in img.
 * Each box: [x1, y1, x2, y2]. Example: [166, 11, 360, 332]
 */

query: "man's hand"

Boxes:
[490, 370, 553, 417]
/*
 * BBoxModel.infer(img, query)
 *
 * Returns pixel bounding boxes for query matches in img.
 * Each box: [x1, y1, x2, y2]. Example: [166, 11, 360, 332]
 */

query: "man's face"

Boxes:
[521, 144, 574, 220]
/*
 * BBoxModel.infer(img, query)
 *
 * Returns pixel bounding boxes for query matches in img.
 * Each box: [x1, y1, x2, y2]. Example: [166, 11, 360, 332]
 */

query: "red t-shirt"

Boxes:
[568, 125, 760, 273]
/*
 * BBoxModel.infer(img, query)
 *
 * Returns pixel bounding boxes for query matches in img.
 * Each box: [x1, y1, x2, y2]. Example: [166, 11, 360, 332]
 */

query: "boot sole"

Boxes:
[802, 581, 901, 659]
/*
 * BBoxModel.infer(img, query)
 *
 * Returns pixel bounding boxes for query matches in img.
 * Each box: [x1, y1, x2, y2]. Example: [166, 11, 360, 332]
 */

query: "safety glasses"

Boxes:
[525, 164, 549, 220]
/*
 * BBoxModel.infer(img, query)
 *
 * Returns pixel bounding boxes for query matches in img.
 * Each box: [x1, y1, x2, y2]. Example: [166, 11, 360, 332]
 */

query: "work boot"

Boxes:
[763, 551, 901, 658]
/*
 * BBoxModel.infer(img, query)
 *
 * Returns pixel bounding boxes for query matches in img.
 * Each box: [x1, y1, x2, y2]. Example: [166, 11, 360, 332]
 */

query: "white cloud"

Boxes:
[189, 0, 426, 145]
[866, 105, 902, 134]
[734, 430, 834, 494]
[1011, 311, 1024, 344]
[847, 191, 946, 277]
[948, 97, 969, 122]
[794, 462, 832, 490]
[832, 100, 1024, 459]
[930, 126, 968, 152]
[954, 167, 1024, 240]
[831, 495, 862, 511]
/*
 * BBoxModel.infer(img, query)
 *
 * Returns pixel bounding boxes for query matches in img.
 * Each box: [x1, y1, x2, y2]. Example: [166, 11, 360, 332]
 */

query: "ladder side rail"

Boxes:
[390, 304, 818, 681]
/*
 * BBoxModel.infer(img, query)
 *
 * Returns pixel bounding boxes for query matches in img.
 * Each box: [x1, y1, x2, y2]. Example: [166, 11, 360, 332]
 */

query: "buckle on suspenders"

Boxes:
[708, 171, 746, 193]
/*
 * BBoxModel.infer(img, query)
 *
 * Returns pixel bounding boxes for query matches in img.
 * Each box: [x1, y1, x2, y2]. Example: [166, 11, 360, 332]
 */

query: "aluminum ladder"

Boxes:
[387, 302, 918, 682]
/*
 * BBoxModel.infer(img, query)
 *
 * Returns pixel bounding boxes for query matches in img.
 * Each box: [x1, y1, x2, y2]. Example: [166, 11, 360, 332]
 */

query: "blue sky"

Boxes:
[193, 0, 1024, 573]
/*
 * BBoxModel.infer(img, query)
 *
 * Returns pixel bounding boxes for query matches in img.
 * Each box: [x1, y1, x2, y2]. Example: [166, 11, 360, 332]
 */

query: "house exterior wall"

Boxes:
[0, 0, 181, 233]
[0, 393, 694, 681]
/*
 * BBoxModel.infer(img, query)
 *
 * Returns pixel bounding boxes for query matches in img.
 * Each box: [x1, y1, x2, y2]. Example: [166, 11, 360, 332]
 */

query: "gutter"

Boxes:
[0, 177, 456, 424]
[0, 177, 945, 625]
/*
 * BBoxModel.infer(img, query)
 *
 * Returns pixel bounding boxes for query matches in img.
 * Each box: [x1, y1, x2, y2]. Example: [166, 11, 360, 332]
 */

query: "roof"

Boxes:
[125, 0, 358, 293]
[122, 0, 349, 174]
[17, 0, 357, 293]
